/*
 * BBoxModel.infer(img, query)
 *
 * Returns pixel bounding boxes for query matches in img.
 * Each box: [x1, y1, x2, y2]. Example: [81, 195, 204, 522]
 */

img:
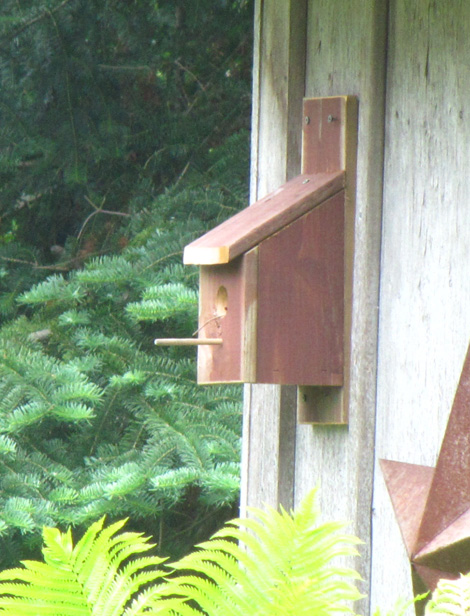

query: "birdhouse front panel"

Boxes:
[196, 190, 344, 386]
[197, 248, 257, 384]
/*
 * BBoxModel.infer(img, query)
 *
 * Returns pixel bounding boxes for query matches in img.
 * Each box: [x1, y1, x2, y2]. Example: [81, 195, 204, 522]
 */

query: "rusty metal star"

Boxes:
[381, 344, 470, 593]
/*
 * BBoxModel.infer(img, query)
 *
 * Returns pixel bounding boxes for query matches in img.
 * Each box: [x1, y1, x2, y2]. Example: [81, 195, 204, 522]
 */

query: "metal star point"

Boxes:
[381, 345, 470, 593]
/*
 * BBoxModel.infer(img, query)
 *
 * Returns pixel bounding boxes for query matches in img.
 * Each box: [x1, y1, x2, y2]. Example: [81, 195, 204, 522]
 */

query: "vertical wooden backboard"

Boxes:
[297, 95, 358, 423]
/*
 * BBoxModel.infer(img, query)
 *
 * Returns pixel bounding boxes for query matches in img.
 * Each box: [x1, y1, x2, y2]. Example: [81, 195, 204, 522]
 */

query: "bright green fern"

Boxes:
[425, 575, 470, 616]
[0, 517, 179, 616]
[0, 489, 363, 616]
[163, 488, 363, 616]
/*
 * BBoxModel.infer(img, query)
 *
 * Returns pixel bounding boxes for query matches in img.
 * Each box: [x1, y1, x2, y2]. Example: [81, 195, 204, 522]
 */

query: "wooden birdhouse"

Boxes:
[156, 96, 357, 424]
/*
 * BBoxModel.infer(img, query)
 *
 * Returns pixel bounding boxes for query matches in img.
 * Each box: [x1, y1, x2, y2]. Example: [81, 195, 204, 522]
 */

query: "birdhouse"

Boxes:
[156, 96, 358, 424]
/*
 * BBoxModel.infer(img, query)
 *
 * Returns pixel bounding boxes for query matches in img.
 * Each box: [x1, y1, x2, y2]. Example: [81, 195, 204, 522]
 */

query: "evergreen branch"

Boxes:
[4, 0, 75, 40]
[88, 392, 119, 458]
[0, 256, 69, 272]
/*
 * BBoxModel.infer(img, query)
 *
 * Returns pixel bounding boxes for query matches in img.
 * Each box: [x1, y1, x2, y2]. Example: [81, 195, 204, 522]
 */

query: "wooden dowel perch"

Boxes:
[154, 338, 223, 346]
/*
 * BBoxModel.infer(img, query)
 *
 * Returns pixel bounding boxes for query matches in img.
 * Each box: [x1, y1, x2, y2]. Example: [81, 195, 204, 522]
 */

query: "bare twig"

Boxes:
[173, 161, 190, 189]
[76, 196, 131, 241]
[0, 255, 69, 271]
[97, 64, 152, 72]
[174, 59, 206, 92]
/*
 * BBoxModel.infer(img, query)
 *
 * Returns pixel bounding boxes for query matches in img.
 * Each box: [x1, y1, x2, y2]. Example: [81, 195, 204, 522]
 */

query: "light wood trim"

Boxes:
[154, 338, 223, 346]
[183, 171, 345, 265]
[241, 247, 259, 382]
[241, 0, 307, 518]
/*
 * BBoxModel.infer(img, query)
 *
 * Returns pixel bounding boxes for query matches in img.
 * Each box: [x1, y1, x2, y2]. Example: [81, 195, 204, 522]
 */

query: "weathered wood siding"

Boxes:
[243, 1, 387, 610]
[371, 1, 470, 610]
[244, 0, 470, 612]
[299, 0, 388, 600]
[241, 0, 307, 516]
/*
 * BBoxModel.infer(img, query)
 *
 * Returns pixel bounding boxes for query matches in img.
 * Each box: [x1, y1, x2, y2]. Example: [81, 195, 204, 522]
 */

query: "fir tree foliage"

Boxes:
[0, 130, 249, 567]
[0, 0, 252, 255]
[0, 0, 252, 567]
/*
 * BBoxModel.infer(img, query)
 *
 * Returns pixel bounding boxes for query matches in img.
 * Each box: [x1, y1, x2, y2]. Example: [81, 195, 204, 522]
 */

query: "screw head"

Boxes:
[304, 116, 310, 125]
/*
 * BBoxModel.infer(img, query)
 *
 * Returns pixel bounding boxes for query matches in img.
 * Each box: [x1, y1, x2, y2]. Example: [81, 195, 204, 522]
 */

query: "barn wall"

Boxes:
[243, 0, 470, 612]
[371, 1, 470, 609]
[242, 0, 388, 610]
[241, 0, 307, 515]
[299, 0, 388, 597]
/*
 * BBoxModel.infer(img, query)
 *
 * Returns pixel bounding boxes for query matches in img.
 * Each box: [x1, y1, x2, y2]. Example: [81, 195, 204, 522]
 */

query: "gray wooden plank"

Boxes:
[240, 0, 308, 516]
[296, 1, 388, 609]
[372, 0, 470, 610]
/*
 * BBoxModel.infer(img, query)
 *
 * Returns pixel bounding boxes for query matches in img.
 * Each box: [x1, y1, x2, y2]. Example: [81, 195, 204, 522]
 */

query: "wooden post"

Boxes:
[241, 0, 307, 515]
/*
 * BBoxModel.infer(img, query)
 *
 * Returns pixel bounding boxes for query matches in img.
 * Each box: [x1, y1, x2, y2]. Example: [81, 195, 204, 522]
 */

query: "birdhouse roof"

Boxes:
[183, 170, 345, 265]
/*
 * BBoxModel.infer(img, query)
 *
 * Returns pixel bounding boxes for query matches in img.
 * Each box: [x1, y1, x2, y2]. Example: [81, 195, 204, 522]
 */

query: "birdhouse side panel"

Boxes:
[197, 251, 258, 384]
[255, 191, 345, 386]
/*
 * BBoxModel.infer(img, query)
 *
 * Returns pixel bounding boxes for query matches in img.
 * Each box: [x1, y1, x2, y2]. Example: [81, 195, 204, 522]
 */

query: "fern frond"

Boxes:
[0, 490, 363, 616]
[166, 487, 363, 616]
[426, 575, 470, 616]
[0, 516, 170, 616]
[374, 594, 428, 616]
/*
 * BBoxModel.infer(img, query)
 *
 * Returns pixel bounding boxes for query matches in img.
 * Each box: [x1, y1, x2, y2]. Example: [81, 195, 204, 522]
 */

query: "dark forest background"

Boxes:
[0, 0, 252, 567]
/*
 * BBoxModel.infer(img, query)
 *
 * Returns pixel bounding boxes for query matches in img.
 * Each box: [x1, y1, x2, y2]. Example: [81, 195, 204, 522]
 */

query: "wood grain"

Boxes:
[256, 191, 345, 386]
[372, 1, 470, 608]
[297, 95, 358, 424]
[197, 251, 258, 384]
[294, 2, 388, 612]
[245, 2, 470, 612]
[183, 171, 344, 265]
[240, 0, 307, 517]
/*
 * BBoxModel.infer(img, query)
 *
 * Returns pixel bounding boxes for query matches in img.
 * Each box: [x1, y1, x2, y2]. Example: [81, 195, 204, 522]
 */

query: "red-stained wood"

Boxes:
[256, 191, 344, 386]
[183, 171, 344, 265]
[302, 97, 345, 174]
[296, 96, 358, 423]
[184, 97, 356, 416]
[197, 249, 258, 384]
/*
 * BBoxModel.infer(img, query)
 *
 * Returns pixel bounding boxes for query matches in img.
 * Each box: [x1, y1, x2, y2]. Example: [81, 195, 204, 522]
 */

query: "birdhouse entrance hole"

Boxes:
[215, 286, 228, 317]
